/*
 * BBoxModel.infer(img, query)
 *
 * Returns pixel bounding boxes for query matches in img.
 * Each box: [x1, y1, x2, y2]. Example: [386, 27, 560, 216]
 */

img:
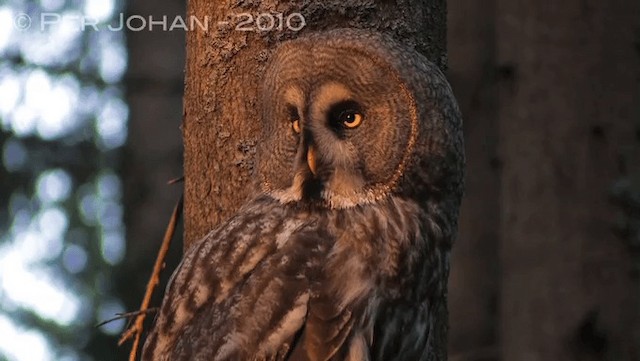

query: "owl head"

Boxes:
[256, 29, 464, 211]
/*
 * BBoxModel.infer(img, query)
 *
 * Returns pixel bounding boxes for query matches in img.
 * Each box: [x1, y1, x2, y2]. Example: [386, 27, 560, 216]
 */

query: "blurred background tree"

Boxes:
[0, 0, 129, 359]
[447, 1, 640, 360]
[0, 0, 182, 359]
[0, 0, 638, 360]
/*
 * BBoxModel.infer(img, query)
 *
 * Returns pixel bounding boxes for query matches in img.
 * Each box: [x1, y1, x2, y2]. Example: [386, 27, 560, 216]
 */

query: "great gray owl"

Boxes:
[141, 29, 464, 361]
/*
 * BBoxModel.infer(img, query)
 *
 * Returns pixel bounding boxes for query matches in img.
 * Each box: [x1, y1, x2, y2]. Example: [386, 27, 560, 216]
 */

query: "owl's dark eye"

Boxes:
[329, 101, 364, 130]
[339, 111, 363, 128]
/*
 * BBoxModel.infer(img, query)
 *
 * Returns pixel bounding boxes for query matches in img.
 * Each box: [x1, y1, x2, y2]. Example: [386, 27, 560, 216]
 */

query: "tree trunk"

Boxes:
[182, 0, 449, 358]
[120, 0, 186, 352]
[122, 0, 185, 290]
[496, 0, 640, 360]
[447, 0, 500, 358]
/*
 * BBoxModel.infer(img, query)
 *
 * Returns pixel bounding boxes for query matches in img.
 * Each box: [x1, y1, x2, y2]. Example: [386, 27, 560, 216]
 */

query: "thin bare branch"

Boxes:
[95, 308, 158, 329]
[118, 195, 183, 361]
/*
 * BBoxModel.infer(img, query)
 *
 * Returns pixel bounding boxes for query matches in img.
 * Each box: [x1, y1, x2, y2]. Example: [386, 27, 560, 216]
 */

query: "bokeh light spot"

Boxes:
[0, 315, 52, 361]
[0, 67, 21, 118]
[101, 230, 125, 265]
[99, 37, 127, 83]
[96, 96, 128, 149]
[37, 206, 69, 240]
[79, 191, 99, 225]
[96, 299, 125, 335]
[36, 169, 73, 204]
[0, 250, 81, 325]
[40, 0, 65, 12]
[97, 171, 122, 199]
[84, 0, 115, 23]
[0, 7, 14, 54]
[63, 244, 88, 274]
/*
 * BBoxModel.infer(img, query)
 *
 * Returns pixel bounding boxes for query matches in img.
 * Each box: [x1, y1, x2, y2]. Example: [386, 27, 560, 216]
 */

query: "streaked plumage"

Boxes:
[142, 29, 463, 361]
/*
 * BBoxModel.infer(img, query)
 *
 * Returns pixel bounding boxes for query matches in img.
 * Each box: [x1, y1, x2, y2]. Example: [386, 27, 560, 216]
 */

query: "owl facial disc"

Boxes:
[259, 29, 463, 211]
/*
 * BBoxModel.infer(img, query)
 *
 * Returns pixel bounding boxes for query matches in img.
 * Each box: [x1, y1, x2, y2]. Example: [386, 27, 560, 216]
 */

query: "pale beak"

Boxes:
[307, 146, 317, 175]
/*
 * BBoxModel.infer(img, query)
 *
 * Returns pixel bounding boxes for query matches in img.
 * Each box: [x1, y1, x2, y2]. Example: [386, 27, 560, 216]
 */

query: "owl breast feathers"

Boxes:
[142, 28, 463, 361]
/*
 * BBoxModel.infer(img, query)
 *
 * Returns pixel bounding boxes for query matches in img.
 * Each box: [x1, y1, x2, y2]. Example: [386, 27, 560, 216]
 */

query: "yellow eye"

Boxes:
[340, 111, 363, 128]
[292, 119, 301, 133]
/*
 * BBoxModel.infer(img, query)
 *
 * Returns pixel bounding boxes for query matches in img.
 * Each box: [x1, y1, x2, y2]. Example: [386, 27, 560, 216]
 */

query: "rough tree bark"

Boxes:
[182, 0, 450, 358]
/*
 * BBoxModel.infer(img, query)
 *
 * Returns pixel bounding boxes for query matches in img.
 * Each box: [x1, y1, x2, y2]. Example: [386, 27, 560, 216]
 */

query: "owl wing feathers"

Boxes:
[168, 246, 314, 360]
[142, 197, 370, 361]
[370, 301, 433, 361]
[287, 294, 358, 361]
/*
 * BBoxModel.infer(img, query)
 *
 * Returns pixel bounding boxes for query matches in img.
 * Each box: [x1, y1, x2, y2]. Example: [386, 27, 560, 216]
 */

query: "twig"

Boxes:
[95, 308, 158, 328]
[118, 195, 183, 361]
